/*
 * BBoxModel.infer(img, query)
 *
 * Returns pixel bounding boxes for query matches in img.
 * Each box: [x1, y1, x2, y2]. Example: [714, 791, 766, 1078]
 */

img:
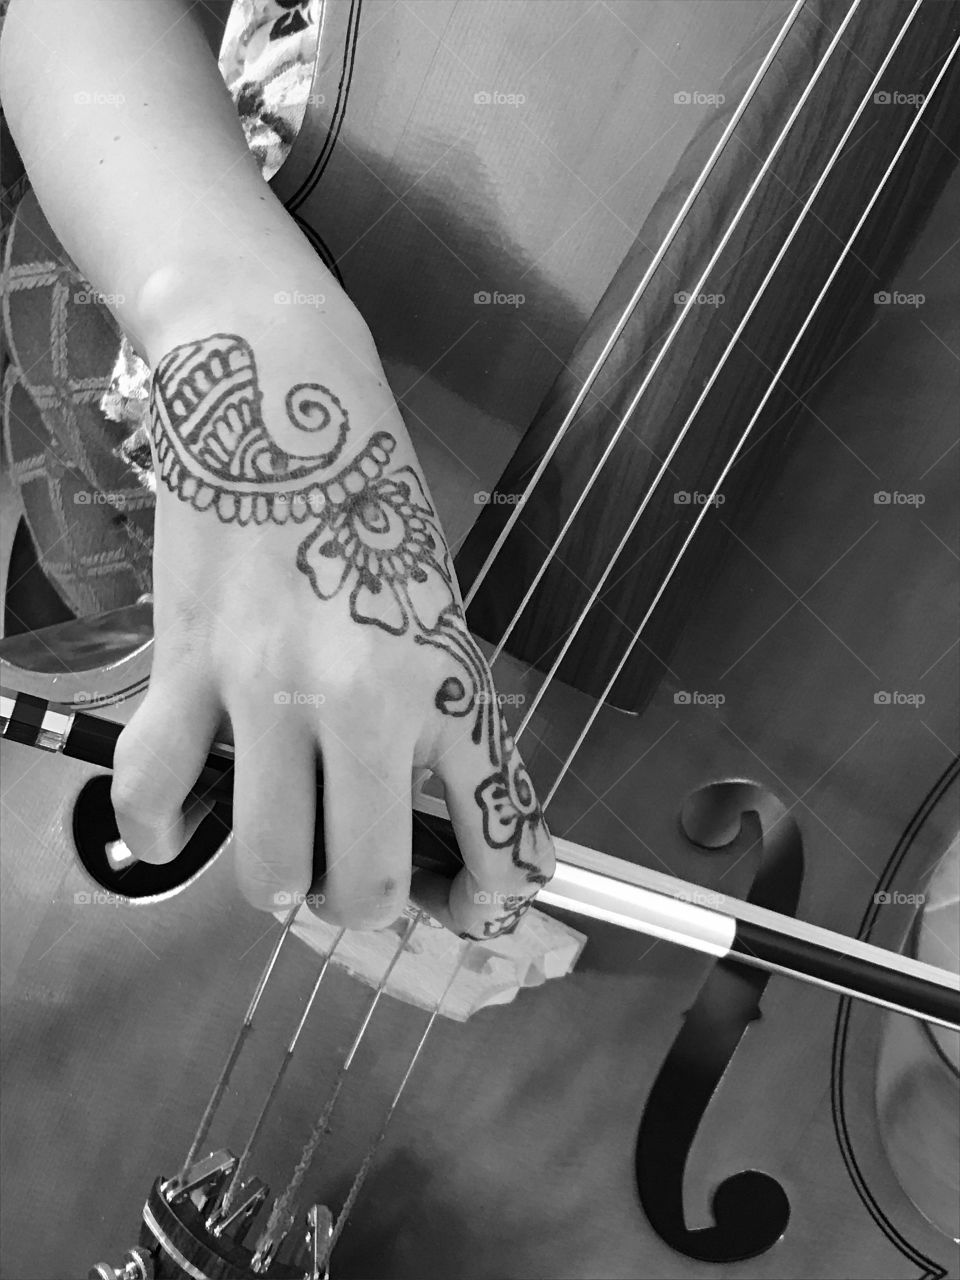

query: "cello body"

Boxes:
[1, 3, 958, 1278]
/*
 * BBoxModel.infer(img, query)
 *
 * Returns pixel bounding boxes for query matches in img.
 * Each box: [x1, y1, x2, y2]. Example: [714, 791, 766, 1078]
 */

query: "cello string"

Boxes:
[477, 0, 864, 665]
[254, 913, 422, 1262]
[541, 29, 960, 811]
[214, 927, 348, 1220]
[511, 0, 925, 748]
[461, 0, 807, 610]
[177, 904, 300, 1179]
[316, 941, 471, 1273]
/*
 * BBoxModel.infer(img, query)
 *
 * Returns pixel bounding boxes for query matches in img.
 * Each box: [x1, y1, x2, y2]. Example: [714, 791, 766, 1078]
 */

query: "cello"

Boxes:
[1, 1, 958, 1277]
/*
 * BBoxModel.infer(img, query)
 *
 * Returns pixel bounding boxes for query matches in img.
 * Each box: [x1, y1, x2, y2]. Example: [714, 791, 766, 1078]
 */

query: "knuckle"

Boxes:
[167, 592, 211, 638]
[474, 886, 535, 913]
[153, 612, 213, 680]
[161, 594, 211, 646]
[533, 838, 557, 885]
[322, 709, 413, 775]
[111, 736, 172, 823]
[327, 676, 388, 726]
[234, 831, 308, 904]
[316, 638, 422, 718]
[109, 768, 140, 822]
[241, 883, 300, 913]
[237, 862, 309, 913]
[159, 632, 210, 683]
[324, 878, 407, 932]
[311, 627, 377, 691]
[221, 633, 285, 690]
[454, 856, 547, 939]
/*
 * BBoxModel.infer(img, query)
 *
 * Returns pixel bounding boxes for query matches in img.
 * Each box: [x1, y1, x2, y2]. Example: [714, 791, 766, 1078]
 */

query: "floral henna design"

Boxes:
[150, 333, 551, 919]
[474, 718, 551, 888]
[461, 894, 537, 941]
[415, 609, 552, 892]
[296, 466, 456, 636]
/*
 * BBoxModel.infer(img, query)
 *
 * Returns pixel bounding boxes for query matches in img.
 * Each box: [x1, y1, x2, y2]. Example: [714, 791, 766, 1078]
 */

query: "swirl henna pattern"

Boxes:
[150, 334, 550, 937]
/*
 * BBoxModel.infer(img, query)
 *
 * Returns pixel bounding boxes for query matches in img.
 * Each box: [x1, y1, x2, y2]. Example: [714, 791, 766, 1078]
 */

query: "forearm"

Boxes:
[0, 0, 342, 363]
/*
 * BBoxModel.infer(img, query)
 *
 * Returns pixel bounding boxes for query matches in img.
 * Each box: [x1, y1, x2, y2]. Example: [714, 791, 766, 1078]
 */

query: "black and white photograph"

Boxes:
[0, 1, 957, 1277]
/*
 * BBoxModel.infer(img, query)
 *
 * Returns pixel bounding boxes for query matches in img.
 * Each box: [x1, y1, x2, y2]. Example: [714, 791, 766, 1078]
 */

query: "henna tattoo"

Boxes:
[296, 466, 456, 636]
[150, 333, 455, 634]
[150, 333, 550, 895]
[415, 608, 551, 889]
[150, 333, 359, 504]
[459, 894, 536, 942]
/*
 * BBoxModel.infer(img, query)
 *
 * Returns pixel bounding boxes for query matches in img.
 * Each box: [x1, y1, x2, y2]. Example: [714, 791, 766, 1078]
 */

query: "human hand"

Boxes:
[111, 301, 555, 939]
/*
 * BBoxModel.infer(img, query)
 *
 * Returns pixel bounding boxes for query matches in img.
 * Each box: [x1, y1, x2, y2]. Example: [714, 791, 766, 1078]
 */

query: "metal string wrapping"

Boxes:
[316, 942, 471, 1273]
[215, 928, 347, 1219]
[178, 905, 300, 1179]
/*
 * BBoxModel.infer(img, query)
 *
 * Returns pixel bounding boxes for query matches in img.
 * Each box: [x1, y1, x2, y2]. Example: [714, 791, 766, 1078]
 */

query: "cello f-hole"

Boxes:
[635, 781, 803, 1262]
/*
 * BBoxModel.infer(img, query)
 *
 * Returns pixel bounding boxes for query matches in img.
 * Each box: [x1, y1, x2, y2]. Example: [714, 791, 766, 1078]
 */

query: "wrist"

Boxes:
[134, 246, 369, 373]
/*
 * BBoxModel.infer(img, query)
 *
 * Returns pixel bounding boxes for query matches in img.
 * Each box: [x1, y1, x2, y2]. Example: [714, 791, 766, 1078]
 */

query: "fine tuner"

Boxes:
[87, 1157, 334, 1280]
[87, 912, 469, 1280]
